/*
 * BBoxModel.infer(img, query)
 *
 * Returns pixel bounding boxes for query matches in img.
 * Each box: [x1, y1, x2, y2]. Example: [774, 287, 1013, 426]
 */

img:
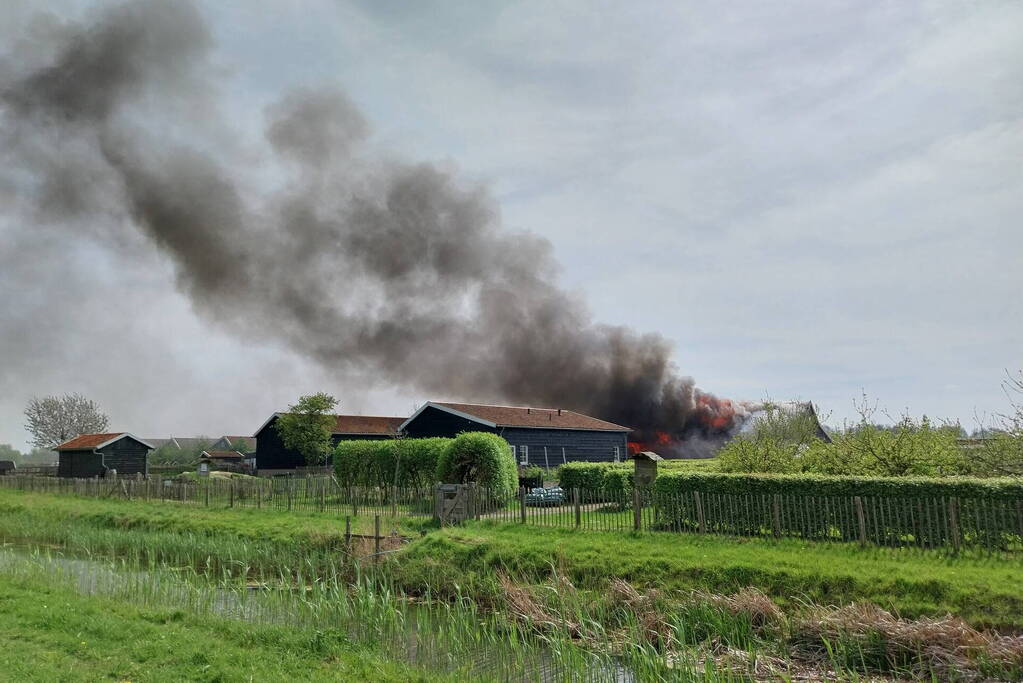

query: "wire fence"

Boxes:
[2, 474, 1020, 554]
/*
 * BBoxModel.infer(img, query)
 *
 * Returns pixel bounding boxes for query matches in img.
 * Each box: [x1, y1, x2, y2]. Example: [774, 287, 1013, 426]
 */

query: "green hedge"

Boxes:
[334, 438, 450, 488]
[436, 432, 518, 501]
[558, 459, 720, 494]
[651, 472, 1023, 549]
[653, 472, 1023, 499]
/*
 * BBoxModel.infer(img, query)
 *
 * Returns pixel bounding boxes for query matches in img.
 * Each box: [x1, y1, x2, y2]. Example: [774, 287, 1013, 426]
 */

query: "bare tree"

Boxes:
[24, 393, 110, 449]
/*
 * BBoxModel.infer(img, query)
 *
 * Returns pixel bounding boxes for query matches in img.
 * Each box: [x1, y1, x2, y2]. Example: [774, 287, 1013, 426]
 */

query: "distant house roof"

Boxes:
[201, 450, 244, 460]
[56, 433, 155, 451]
[142, 437, 217, 450]
[401, 402, 631, 433]
[254, 413, 404, 438]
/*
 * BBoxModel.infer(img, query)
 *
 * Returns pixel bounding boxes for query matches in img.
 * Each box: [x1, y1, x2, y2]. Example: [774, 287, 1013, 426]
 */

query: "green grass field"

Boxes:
[394, 522, 1023, 629]
[0, 574, 438, 682]
[2, 487, 1021, 630]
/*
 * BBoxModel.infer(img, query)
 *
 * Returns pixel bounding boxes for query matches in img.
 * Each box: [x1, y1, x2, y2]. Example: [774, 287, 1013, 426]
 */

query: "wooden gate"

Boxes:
[435, 484, 474, 524]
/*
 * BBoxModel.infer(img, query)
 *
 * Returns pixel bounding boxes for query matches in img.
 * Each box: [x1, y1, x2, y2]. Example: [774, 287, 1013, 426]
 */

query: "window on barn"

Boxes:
[613, 446, 620, 462]
[519, 445, 529, 465]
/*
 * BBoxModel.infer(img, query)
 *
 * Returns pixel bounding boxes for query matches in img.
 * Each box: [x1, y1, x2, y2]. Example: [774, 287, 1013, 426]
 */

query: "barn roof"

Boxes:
[254, 413, 404, 438]
[401, 402, 631, 432]
[56, 433, 155, 451]
[333, 415, 405, 435]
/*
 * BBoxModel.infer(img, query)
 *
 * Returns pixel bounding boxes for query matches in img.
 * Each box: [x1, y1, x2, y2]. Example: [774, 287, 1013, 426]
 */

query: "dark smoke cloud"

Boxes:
[1, 0, 730, 440]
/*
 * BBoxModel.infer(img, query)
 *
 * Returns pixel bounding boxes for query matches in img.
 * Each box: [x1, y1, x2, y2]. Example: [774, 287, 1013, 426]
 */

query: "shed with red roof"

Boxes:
[55, 433, 154, 478]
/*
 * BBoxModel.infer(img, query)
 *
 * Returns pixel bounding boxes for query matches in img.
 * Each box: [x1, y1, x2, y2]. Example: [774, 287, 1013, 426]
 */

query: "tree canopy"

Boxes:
[275, 393, 338, 466]
[24, 393, 109, 449]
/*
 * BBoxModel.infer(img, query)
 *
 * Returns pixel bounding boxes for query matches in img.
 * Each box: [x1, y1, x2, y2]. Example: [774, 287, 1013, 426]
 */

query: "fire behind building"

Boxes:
[251, 400, 828, 473]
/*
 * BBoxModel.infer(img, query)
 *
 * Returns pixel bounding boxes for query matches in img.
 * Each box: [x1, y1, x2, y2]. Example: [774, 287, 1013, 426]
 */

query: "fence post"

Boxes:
[633, 487, 641, 531]
[434, 484, 442, 524]
[694, 491, 706, 534]
[573, 487, 581, 528]
[374, 514, 381, 563]
[519, 487, 527, 524]
[229, 481, 235, 508]
[287, 482, 292, 511]
[772, 494, 781, 538]
[948, 498, 961, 553]
[854, 496, 867, 546]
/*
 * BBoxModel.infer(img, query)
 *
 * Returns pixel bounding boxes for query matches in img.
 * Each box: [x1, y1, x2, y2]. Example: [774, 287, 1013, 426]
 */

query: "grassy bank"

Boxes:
[0, 574, 437, 682]
[394, 522, 1023, 630]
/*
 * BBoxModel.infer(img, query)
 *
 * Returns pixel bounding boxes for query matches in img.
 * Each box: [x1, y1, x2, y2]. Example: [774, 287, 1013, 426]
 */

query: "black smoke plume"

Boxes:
[1, 0, 735, 441]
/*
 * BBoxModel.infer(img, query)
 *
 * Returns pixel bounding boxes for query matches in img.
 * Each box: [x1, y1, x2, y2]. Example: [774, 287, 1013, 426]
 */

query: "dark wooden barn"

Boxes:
[252, 414, 405, 474]
[0, 460, 15, 476]
[400, 402, 632, 467]
[55, 433, 153, 478]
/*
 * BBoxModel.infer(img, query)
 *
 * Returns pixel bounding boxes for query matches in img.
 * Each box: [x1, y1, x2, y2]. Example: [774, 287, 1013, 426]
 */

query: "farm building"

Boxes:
[55, 433, 153, 478]
[401, 402, 632, 467]
[0, 460, 15, 476]
[252, 414, 405, 474]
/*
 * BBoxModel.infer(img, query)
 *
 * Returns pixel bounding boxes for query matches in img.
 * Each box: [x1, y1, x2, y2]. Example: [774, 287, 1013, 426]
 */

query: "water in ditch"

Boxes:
[0, 545, 642, 682]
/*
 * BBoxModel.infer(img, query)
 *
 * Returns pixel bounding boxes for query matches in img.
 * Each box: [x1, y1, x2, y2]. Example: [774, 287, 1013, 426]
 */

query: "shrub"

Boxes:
[518, 465, 545, 489]
[334, 438, 449, 488]
[436, 432, 518, 500]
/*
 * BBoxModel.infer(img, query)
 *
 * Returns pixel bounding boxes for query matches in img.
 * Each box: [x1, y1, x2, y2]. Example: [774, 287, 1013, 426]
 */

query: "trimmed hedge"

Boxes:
[437, 432, 518, 501]
[334, 438, 449, 488]
[558, 459, 720, 494]
[651, 472, 1023, 549]
[653, 472, 1023, 500]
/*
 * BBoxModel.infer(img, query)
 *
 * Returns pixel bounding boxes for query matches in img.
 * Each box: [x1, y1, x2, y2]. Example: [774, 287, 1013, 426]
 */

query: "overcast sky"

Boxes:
[1, 0, 1021, 449]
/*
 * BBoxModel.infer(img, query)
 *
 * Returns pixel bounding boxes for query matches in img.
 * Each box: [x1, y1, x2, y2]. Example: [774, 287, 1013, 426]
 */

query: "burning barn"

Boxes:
[627, 399, 831, 458]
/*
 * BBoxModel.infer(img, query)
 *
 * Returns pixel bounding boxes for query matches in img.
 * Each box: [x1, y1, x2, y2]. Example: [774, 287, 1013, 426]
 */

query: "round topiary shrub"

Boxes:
[436, 432, 518, 501]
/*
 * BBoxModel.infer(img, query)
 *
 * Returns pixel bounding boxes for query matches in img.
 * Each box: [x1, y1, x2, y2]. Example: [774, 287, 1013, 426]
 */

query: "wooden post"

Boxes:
[229, 481, 235, 508]
[633, 487, 641, 531]
[694, 491, 706, 534]
[573, 487, 581, 528]
[205, 482, 210, 507]
[344, 515, 352, 553]
[320, 484, 326, 513]
[519, 487, 527, 524]
[948, 498, 961, 553]
[772, 494, 782, 538]
[287, 482, 292, 511]
[374, 514, 381, 563]
[854, 496, 867, 546]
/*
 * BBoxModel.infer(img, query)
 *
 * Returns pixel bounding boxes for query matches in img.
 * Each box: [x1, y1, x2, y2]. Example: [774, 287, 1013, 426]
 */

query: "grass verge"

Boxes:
[0, 573, 438, 682]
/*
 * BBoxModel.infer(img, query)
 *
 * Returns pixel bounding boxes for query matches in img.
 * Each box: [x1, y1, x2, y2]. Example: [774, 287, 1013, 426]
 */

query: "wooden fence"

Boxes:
[2, 475, 1020, 554]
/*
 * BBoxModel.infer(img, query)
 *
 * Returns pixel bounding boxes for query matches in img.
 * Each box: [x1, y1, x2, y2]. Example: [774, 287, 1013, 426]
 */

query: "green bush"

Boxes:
[518, 465, 545, 488]
[652, 471, 1023, 548]
[436, 432, 518, 500]
[653, 471, 1023, 499]
[334, 438, 449, 488]
[558, 459, 719, 493]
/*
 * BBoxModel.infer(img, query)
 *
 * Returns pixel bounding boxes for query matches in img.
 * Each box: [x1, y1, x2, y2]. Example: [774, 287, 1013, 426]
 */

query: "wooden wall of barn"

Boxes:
[501, 427, 628, 466]
[98, 439, 149, 476]
[254, 416, 392, 472]
[58, 450, 106, 478]
[401, 406, 628, 466]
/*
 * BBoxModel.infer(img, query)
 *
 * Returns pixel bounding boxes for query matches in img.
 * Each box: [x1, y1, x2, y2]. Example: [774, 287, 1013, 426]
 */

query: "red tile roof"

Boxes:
[56, 433, 126, 450]
[434, 403, 631, 431]
[333, 415, 404, 435]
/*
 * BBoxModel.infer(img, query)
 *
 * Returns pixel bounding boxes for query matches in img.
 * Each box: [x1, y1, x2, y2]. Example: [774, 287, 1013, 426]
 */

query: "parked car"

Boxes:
[525, 486, 566, 507]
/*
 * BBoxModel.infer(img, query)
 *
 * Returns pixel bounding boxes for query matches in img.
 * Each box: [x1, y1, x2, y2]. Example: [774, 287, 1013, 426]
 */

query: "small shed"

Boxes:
[0, 461, 16, 476]
[55, 433, 153, 478]
[630, 451, 663, 488]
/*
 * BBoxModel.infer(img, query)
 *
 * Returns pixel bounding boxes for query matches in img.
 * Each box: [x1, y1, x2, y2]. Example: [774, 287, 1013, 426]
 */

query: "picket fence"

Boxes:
[2, 474, 1020, 554]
